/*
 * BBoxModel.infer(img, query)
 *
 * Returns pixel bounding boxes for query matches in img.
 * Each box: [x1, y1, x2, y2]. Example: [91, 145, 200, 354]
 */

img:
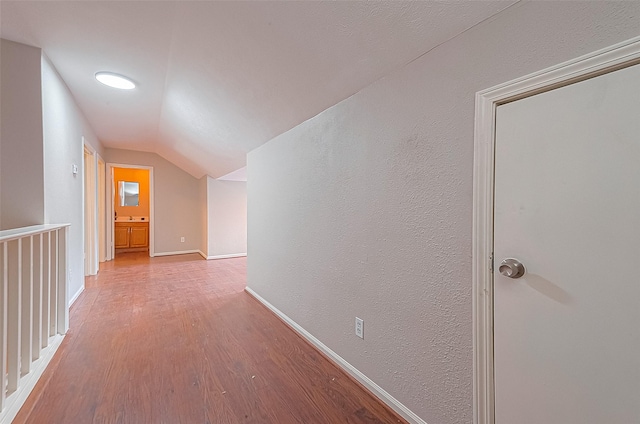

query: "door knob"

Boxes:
[499, 258, 525, 279]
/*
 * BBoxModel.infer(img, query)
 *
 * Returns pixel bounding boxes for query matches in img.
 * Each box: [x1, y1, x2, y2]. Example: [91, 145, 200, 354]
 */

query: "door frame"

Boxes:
[97, 156, 106, 263]
[83, 140, 99, 276]
[106, 163, 155, 260]
[472, 36, 640, 424]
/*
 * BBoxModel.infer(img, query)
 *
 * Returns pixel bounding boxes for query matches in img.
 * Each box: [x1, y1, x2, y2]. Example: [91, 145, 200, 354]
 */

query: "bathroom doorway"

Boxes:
[106, 163, 155, 260]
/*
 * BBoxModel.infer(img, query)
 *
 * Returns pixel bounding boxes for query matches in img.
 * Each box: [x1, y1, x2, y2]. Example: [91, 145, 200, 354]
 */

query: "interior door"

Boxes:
[493, 63, 640, 423]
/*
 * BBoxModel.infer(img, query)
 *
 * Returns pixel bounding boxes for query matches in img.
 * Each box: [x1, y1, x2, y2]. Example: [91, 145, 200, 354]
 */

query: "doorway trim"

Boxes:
[106, 163, 155, 260]
[97, 156, 106, 263]
[472, 36, 640, 424]
[83, 140, 99, 276]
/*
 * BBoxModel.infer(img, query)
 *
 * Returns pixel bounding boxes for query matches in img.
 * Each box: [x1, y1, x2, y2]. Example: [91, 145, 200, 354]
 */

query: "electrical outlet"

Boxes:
[180, 237, 185, 243]
[355, 317, 364, 339]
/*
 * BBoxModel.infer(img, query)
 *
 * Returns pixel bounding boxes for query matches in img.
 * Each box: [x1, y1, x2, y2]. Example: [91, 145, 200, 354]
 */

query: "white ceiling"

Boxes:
[1, 1, 515, 179]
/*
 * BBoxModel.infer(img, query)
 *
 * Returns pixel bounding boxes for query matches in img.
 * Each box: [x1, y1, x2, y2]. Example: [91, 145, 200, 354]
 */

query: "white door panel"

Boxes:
[494, 64, 640, 423]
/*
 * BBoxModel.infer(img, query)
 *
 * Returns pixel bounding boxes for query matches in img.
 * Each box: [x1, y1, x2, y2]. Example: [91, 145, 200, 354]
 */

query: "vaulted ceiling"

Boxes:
[1, 1, 515, 178]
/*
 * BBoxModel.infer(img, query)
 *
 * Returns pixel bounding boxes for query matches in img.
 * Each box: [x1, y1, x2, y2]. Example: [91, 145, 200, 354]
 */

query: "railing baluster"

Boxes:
[50, 231, 58, 337]
[1, 242, 8, 411]
[20, 236, 33, 375]
[6, 239, 21, 393]
[32, 234, 42, 361]
[42, 232, 50, 348]
[57, 227, 69, 334]
[0, 224, 70, 422]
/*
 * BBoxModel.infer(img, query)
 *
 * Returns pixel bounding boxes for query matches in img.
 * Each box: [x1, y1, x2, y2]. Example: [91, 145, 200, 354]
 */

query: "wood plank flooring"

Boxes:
[14, 252, 406, 424]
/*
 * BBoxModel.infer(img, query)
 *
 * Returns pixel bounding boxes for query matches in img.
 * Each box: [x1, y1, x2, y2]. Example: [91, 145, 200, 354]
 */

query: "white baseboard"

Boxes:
[198, 250, 247, 260]
[69, 285, 85, 307]
[244, 287, 427, 424]
[0, 334, 64, 424]
[153, 249, 199, 257]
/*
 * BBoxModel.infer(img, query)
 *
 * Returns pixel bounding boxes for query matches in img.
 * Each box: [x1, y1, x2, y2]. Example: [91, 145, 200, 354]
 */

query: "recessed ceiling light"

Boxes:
[95, 72, 136, 90]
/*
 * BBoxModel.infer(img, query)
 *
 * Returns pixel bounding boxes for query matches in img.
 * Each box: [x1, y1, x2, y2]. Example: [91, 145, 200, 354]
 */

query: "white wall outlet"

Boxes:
[355, 317, 364, 339]
[180, 237, 185, 243]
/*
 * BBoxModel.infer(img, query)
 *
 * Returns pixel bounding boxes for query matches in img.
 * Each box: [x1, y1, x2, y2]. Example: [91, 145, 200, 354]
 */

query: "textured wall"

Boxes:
[247, 2, 640, 423]
[0, 39, 45, 230]
[1, 42, 104, 301]
[41, 54, 103, 302]
[199, 176, 209, 255]
[105, 148, 201, 254]
[206, 178, 247, 257]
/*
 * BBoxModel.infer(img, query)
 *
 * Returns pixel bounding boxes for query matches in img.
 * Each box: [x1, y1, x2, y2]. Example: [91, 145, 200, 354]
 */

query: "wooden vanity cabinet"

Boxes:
[115, 222, 149, 251]
[114, 225, 130, 248]
[129, 224, 148, 248]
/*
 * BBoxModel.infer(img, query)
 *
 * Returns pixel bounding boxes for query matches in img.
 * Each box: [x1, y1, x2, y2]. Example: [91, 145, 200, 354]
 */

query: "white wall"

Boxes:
[246, 2, 640, 423]
[41, 54, 103, 304]
[198, 175, 247, 259]
[199, 175, 209, 255]
[0, 40, 104, 303]
[105, 148, 201, 254]
[0, 39, 45, 230]
[205, 177, 246, 258]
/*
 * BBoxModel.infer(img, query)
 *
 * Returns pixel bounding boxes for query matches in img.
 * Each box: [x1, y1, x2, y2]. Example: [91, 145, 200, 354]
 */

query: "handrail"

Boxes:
[0, 224, 70, 244]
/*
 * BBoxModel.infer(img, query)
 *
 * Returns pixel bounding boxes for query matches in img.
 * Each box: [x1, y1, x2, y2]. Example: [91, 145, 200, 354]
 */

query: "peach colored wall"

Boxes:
[114, 167, 150, 217]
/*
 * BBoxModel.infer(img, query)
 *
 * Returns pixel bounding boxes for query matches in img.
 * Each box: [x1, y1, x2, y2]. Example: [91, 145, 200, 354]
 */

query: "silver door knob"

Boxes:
[499, 258, 525, 279]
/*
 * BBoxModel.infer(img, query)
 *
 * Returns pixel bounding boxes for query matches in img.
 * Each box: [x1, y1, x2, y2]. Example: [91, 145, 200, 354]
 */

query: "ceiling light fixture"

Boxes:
[95, 72, 136, 90]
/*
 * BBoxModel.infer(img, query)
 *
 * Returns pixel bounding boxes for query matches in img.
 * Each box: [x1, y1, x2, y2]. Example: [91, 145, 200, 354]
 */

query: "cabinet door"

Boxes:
[114, 226, 130, 248]
[129, 226, 148, 248]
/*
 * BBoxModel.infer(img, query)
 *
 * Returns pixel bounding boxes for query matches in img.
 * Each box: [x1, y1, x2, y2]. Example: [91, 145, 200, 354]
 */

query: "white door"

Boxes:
[493, 63, 640, 423]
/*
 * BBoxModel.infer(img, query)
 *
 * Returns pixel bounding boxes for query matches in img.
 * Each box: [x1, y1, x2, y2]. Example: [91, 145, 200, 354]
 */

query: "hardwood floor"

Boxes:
[14, 252, 406, 424]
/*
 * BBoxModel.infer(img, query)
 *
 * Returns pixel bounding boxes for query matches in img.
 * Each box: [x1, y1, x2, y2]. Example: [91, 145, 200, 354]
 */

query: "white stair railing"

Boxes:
[0, 224, 70, 424]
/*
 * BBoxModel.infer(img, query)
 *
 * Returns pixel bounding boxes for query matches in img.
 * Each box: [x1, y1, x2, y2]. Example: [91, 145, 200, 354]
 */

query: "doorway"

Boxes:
[83, 143, 98, 276]
[106, 163, 155, 260]
[472, 37, 640, 423]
